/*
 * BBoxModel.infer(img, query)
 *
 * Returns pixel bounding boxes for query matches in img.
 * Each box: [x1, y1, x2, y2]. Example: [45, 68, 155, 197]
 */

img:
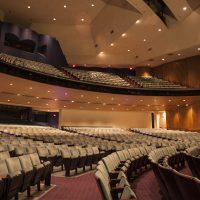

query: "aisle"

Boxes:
[40, 172, 102, 200]
[131, 170, 162, 200]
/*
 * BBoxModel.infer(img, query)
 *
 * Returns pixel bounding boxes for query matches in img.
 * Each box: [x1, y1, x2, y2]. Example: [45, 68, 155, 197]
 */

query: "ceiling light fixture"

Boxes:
[178, 53, 181, 56]
[9, 83, 13, 86]
[143, 39, 146, 42]
[81, 18, 85, 22]
[128, 49, 131, 52]
[53, 18, 56, 21]
[110, 43, 114, 47]
[197, 47, 200, 51]
[91, 4, 95, 7]
[158, 28, 162, 32]
[64, 5, 67, 8]
[121, 33, 127, 37]
[135, 19, 141, 24]
[28, 6, 31, 9]
[183, 7, 187, 11]
[162, 58, 165, 61]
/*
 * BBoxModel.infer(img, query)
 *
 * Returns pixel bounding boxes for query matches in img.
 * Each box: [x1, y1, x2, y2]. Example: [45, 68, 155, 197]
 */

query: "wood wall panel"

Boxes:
[166, 101, 200, 131]
[152, 55, 200, 88]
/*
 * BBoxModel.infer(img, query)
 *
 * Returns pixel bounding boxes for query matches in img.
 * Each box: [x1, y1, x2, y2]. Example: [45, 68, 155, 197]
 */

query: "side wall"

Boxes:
[59, 109, 152, 128]
[166, 101, 200, 131]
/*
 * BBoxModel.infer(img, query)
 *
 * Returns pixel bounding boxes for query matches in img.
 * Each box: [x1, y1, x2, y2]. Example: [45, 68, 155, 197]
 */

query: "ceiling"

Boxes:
[0, 72, 199, 112]
[0, 0, 200, 67]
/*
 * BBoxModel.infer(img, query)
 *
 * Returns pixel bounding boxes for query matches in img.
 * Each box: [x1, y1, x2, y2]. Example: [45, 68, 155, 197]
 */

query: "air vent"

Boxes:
[110, 30, 114, 34]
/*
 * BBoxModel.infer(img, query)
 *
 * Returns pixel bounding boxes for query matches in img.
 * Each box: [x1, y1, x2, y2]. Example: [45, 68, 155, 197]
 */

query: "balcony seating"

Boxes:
[65, 68, 131, 88]
[127, 75, 187, 89]
[0, 53, 71, 80]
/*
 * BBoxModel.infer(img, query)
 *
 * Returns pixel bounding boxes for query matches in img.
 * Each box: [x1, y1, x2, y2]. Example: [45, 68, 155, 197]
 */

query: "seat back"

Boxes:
[95, 170, 112, 200]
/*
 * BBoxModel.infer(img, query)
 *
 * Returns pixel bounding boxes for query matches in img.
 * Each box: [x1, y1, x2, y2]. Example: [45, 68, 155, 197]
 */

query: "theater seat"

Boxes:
[19, 155, 44, 191]
[0, 159, 23, 200]
[95, 170, 136, 200]
[6, 157, 34, 197]
[29, 153, 52, 186]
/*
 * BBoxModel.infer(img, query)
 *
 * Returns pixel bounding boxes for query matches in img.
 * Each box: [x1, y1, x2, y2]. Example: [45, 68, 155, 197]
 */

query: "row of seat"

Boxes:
[149, 146, 200, 200]
[95, 146, 155, 200]
[0, 151, 51, 200]
[184, 146, 200, 180]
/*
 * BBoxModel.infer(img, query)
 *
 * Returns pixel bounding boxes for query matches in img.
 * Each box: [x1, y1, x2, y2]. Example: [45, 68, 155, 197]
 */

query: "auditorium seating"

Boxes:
[127, 75, 186, 89]
[0, 53, 71, 80]
[65, 68, 131, 88]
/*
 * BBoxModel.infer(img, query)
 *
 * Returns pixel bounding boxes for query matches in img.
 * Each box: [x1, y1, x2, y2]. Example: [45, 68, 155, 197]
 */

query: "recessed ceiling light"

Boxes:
[36, 97, 39, 99]
[27, 101, 30, 104]
[183, 7, 187, 11]
[88, 102, 91, 104]
[140, 99, 143, 102]
[147, 104, 150, 107]
[9, 83, 13, 86]
[28, 6, 31, 9]
[81, 94, 84, 98]
[128, 49, 131, 52]
[96, 96, 99, 99]
[71, 100, 74, 103]
[162, 58, 165, 61]
[185, 104, 189, 107]
[111, 97, 114, 101]
[177, 104, 180, 107]
[81, 18, 85, 22]
[65, 92, 68, 96]
[178, 53, 181, 56]
[53, 18, 56, 21]
[91, 4, 95, 7]
[135, 19, 141, 24]
[162, 105, 165, 107]
[182, 99, 186, 102]
[99, 51, 104, 55]
[112, 108, 114, 111]
[48, 90, 51, 93]
[168, 99, 172, 102]
[64, 105, 67, 108]
[130, 67, 133, 70]
[64, 5, 67, 8]
[7, 100, 10, 102]
[147, 64, 150, 66]
[54, 99, 58, 101]
[118, 104, 121, 106]
[103, 103, 106, 106]
[17, 94, 20, 96]
[197, 47, 200, 51]
[158, 28, 162, 32]
[121, 33, 127, 37]
[126, 108, 129, 111]
[96, 107, 99, 110]
[29, 87, 32, 90]
[46, 104, 49, 106]
[110, 43, 114, 47]
[143, 39, 146, 42]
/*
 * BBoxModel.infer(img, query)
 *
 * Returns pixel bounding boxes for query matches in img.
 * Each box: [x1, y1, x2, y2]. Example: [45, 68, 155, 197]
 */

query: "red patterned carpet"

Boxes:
[40, 170, 164, 200]
[40, 172, 103, 200]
